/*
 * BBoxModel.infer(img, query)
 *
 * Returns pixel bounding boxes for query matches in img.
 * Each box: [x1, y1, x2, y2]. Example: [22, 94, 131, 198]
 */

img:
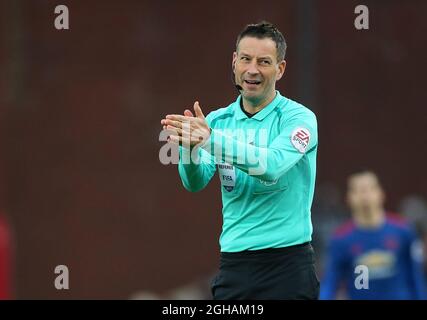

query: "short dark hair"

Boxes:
[347, 168, 383, 189]
[348, 168, 377, 179]
[236, 21, 287, 62]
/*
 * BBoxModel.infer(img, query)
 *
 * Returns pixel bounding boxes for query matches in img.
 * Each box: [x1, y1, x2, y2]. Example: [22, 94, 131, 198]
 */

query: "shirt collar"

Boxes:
[234, 91, 283, 121]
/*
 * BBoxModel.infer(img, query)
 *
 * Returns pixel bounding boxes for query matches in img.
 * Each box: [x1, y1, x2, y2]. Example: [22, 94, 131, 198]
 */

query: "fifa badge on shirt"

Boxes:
[218, 163, 236, 192]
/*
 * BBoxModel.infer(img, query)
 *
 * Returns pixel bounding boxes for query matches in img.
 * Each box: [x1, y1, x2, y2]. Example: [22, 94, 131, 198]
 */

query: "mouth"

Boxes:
[243, 79, 262, 86]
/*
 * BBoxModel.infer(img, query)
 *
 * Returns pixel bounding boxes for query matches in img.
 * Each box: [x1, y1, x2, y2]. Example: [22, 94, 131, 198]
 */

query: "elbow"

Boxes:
[182, 181, 205, 193]
[249, 155, 293, 181]
[247, 153, 283, 181]
[249, 165, 281, 182]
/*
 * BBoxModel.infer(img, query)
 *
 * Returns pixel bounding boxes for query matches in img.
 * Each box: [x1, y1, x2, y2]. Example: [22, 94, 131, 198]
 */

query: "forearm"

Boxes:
[178, 146, 215, 192]
[201, 129, 302, 181]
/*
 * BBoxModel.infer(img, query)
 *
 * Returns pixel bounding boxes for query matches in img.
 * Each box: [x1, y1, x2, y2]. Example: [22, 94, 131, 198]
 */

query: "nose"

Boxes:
[246, 60, 260, 76]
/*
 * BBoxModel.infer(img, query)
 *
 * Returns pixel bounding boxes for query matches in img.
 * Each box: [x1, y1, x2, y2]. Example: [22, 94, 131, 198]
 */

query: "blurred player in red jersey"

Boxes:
[0, 212, 13, 299]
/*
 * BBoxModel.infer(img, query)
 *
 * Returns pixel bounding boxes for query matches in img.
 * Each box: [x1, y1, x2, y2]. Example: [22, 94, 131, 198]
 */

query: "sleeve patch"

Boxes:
[291, 127, 311, 153]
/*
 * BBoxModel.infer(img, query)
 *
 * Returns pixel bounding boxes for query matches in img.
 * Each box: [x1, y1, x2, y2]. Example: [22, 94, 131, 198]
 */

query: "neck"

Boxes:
[242, 90, 276, 114]
[353, 208, 385, 229]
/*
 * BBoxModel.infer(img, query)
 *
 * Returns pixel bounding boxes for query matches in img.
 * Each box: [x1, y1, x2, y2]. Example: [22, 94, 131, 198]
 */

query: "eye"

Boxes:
[260, 60, 271, 65]
[240, 56, 250, 61]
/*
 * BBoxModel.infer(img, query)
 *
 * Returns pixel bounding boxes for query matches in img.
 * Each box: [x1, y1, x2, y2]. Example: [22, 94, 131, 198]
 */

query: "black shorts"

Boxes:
[211, 242, 320, 300]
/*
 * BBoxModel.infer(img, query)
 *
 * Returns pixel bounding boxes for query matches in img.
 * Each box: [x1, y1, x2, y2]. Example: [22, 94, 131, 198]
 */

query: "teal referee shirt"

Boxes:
[179, 91, 318, 252]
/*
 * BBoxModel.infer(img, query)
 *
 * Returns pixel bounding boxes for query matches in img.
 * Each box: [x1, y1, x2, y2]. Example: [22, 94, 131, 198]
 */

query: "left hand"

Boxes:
[160, 101, 211, 148]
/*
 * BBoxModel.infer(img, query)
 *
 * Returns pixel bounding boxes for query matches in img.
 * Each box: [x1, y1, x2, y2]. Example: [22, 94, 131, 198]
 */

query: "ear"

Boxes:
[276, 60, 287, 81]
[232, 52, 237, 72]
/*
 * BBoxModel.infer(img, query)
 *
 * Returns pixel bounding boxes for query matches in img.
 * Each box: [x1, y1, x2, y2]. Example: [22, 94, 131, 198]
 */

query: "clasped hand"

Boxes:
[160, 101, 211, 148]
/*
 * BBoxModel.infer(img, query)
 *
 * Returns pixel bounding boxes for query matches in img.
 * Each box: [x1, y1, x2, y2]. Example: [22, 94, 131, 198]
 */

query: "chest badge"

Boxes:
[218, 163, 235, 192]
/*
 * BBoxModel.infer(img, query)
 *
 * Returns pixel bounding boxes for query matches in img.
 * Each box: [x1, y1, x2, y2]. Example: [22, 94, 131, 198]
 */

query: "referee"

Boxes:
[161, 21, 319, 300]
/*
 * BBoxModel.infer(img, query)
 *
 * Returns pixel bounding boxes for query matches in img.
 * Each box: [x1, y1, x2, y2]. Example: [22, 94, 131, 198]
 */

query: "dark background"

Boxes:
[0, 0, 426, 299]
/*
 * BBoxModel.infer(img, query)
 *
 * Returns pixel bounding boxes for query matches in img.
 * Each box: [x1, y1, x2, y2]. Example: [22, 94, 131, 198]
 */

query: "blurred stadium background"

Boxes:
[0, 0, 426, 299]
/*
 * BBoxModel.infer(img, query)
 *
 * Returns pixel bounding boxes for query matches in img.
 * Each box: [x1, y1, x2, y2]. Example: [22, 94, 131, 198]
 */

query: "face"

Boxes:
[233, 37, 286, 105]
[347, 172, 385, 213]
